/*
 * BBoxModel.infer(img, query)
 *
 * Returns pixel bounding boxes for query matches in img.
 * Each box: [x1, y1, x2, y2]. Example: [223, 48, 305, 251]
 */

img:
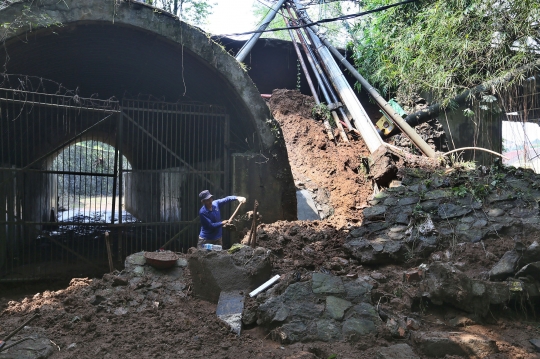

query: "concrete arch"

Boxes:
[0, 0, 297, 222]
[0, 0, 275, 147]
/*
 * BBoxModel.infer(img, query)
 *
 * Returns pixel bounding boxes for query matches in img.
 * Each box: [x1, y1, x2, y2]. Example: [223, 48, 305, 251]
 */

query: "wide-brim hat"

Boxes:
[199, 190, 213, 201]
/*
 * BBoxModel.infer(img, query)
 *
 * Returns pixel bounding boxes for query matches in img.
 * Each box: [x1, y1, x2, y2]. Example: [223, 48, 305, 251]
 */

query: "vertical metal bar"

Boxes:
[224, 114, 230, 206]
[111, 114, 119, 226]
[118, 110, 124, 262]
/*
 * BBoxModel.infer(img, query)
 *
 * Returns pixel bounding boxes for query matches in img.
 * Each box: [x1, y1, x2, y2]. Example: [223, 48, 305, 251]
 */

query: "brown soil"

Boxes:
[1, 90, 539, 359]
[269, 89, 373, 227]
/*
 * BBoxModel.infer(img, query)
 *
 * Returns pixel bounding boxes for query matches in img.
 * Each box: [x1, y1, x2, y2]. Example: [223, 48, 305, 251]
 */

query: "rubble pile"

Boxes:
[1, 90, 540, 358]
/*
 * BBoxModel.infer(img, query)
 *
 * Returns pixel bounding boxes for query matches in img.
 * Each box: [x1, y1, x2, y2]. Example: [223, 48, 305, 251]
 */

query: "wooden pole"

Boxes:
[248, 200, 259, 248]
[105, 232, 114, 273]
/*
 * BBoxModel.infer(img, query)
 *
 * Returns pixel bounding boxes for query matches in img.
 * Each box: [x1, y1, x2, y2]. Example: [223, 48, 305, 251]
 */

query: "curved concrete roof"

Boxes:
[0, 0, 277, 149]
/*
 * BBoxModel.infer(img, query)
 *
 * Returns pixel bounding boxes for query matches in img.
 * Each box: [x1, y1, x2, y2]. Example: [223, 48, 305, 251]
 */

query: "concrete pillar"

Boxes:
[232, 152, 297, 224]
[124, 172, 160, 222]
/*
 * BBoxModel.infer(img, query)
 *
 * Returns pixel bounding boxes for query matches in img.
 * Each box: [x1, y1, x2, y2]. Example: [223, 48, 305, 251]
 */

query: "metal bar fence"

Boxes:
[0, 88, 229, 281]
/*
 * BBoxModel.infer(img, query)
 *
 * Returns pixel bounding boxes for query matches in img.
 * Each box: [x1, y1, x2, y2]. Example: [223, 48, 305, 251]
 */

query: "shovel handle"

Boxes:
[228, 201, 244, 222]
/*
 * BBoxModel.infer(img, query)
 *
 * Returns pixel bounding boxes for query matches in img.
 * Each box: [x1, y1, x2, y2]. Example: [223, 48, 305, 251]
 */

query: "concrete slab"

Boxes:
[296, 190, 320, 220]
[216, 291, 244, 335]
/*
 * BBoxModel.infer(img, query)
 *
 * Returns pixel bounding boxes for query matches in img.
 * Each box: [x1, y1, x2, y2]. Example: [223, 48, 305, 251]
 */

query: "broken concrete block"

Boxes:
[189, 246, 271, 303]
[377, 343, 419, 359]
[412, 331, 498, 357]
[530, 338, 540, 352]
[216, 291, 244, 335]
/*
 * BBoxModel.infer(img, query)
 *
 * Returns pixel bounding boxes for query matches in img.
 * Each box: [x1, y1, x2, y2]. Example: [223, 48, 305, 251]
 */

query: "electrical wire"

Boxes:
[217, 0, 418, 37]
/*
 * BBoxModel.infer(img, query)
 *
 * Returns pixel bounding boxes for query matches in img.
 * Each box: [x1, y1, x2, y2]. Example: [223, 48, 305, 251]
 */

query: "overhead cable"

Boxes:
[217, 0, 418, 37]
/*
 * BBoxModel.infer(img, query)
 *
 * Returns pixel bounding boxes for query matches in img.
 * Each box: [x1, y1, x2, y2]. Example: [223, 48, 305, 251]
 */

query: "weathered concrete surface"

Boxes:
[232, 153, 296, 224]
[188, 246, 272, 303]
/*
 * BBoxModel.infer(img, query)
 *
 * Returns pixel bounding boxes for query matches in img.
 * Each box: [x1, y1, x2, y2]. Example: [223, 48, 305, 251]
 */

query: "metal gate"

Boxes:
[0, 88, 229, 281]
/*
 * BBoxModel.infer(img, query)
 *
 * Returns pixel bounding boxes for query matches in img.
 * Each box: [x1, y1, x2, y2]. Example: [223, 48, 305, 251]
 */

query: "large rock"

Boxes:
[344, 238, 407, 264]
[412, 331, 498, 357]
[312, 273, 345, 294]
[377, 344, 419, 359]
[489, 250, 520, 281]
[257, 276, 377, 343]
[363, 205, 387, 220]
[343, 278, 373, 303]
[423, 262, 511, 317]
[189, 246, 272, 303]
[258, 281, 324, 325]
[325, 296, 352, 320]
[0, 331, 55, 359]
[516, 261, 540, 279]
[489, 241, 540, 281]
[438, 203, 471, 219]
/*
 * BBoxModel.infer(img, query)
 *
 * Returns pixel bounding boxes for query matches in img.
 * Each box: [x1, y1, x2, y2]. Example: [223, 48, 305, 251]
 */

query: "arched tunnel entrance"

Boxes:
[0, 0, 297, 280]
[0, 86, 235, 280]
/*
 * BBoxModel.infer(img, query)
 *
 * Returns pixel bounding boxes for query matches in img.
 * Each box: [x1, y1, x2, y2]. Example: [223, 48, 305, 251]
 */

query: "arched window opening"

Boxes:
[51, 140, 134, 225]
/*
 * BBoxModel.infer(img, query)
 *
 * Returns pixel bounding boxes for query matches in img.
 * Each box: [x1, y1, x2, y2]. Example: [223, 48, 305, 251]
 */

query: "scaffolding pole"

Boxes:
[291, 0, 384, 154]
[236, 0, 287, 63]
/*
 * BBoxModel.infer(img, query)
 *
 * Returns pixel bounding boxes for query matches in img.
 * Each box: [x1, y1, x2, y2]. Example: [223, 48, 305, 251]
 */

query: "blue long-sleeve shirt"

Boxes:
[199, 196, 237, 241]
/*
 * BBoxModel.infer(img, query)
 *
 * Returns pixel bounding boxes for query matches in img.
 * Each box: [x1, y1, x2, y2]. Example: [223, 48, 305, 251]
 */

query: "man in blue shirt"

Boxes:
[198, 190, 246, 249]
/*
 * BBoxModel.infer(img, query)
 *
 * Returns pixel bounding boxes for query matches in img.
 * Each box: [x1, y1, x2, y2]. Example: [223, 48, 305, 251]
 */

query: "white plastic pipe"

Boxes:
[249, 274, 281, 297]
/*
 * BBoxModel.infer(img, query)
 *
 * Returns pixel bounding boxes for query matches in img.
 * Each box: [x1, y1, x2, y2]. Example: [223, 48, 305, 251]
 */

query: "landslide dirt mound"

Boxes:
[268, 89, 373, 226]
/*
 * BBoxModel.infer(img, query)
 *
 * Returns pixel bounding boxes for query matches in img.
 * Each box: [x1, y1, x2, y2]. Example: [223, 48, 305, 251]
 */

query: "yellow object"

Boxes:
[376, 116, 395, 135]
[509, 281, 523, 292]
[228, 243, 244, 254]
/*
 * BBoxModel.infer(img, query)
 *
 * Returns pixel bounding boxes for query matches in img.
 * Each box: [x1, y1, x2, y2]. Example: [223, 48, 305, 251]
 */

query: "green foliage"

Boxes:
[52, 141, 131, 207]
[252, 2, 290, 41]
[312, 103, 331, 122]
[351, 0, 540, 104]
[148, 0, 214, 26]
[251, 1, 358, 45]
[452, 185, 468, 197]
